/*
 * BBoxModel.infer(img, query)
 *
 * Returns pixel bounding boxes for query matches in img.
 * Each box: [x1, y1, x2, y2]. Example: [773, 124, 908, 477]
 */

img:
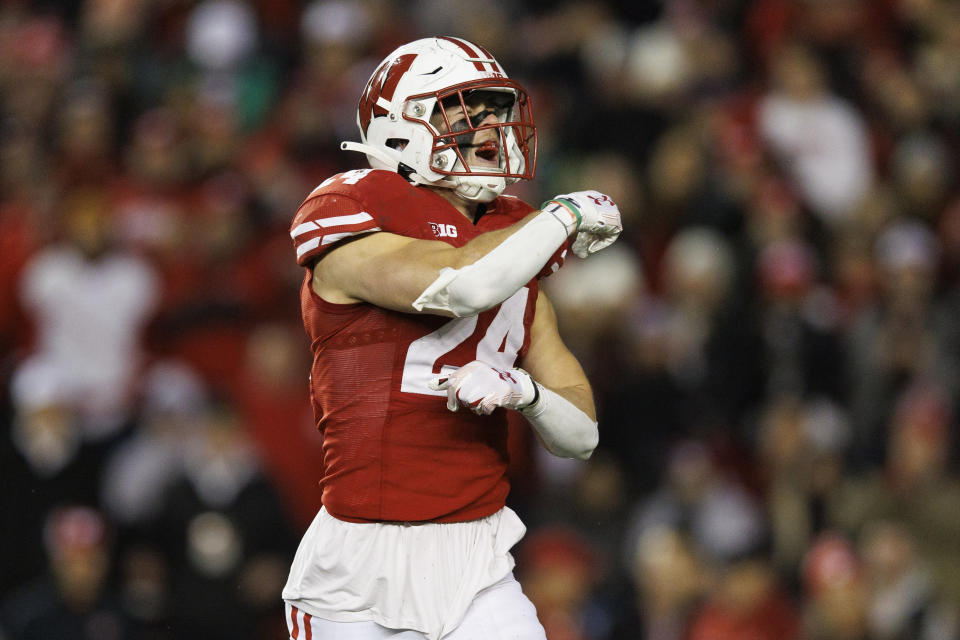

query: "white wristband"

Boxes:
[521, 383, 598, 460]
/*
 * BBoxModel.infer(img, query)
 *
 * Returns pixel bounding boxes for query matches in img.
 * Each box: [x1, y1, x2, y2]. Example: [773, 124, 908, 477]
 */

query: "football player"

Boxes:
[283, 36, 623, 640]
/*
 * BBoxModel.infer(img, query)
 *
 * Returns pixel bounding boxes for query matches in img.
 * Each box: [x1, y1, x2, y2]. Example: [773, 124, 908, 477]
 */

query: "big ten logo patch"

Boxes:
[430, 222, 459, 239]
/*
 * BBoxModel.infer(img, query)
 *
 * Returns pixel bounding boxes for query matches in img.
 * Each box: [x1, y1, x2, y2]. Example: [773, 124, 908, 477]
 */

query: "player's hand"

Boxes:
[541, 190, 623, 258]
[428, 361, 536, 415]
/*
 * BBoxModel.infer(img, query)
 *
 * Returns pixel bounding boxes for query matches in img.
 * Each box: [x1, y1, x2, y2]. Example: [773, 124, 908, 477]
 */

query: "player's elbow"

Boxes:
[570, 425, 599, 460]
[445, 280, 503, 317]
[548, 421, 598, 460]
[525, 390, 599, 460]
[413, 266, 510, 317]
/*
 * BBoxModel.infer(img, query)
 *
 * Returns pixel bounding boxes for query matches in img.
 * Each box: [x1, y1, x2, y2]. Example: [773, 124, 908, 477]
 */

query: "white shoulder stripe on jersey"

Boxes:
[291, 222, 318, 239]
[295, 227, 382, 259]
[321, 228, 381, 246]
[296, 237, 321, 258]
[289, 212, 374, 239]
[317, 212, 373, 228]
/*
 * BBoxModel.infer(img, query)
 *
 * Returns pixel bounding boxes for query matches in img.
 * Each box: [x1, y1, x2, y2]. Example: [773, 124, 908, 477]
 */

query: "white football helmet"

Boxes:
[342, 36, 537, 203]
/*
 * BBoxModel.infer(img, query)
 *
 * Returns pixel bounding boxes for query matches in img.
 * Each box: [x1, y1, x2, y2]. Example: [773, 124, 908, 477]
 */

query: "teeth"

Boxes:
[476, 140, 499, 160]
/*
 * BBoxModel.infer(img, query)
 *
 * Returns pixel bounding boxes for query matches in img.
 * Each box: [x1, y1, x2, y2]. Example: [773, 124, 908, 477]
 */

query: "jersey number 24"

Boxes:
[400, 288, 529, 396]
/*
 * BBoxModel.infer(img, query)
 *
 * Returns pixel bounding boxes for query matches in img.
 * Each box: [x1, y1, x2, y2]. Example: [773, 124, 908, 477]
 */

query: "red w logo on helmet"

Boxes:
[358, 53, 417, 134]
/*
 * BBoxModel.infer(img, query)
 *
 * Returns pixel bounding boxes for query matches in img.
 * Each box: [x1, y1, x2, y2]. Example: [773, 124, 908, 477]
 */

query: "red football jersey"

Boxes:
[290, 169, 566, 523]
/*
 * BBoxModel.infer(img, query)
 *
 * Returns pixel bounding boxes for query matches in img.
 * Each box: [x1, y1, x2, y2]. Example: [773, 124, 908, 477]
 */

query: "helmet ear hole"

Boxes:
[386, 138, 408, 150]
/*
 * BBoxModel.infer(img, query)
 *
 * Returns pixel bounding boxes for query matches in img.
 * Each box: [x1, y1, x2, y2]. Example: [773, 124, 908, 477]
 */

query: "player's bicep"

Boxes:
[311, 231, 460, 314]
[519, 290, 595, 419]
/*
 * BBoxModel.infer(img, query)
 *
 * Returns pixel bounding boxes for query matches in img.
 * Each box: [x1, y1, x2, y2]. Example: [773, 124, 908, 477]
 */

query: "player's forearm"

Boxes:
[521, 381, 598, 460]
[452, 210, 543, 265]
[413, 208, 574, 317]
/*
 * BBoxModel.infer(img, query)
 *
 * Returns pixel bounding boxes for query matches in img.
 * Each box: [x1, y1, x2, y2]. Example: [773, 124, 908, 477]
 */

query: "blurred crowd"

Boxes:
[2, 0, 960, 639]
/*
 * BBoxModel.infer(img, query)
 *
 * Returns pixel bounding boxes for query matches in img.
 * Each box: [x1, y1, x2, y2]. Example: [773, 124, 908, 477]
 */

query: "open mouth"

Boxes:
[473, 139, 500, 164]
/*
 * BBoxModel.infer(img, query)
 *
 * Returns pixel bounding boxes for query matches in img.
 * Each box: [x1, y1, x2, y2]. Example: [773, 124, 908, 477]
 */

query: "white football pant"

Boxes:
[285, 573, 546, 640]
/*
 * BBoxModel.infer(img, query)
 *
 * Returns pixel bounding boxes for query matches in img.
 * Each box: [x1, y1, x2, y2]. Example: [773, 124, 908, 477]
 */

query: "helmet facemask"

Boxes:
[407, 80, 536, 202]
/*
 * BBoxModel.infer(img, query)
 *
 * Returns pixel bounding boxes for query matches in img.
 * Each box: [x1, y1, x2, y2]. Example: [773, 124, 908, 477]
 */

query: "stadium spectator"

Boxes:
[17, 187, 159, 439]
[830, 382, 960, 608]
[610, 524, 706, 640]
[758, 42, 874, 225]
[153, 397, 294, 639]
[0, 506, 126, 640]
[801, 533, 871, 640]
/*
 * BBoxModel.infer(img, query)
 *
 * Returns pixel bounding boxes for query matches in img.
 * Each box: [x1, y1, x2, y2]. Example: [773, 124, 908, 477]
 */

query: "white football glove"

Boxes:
[541, 190, 623, 258]
[428, 360, 537, 415]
